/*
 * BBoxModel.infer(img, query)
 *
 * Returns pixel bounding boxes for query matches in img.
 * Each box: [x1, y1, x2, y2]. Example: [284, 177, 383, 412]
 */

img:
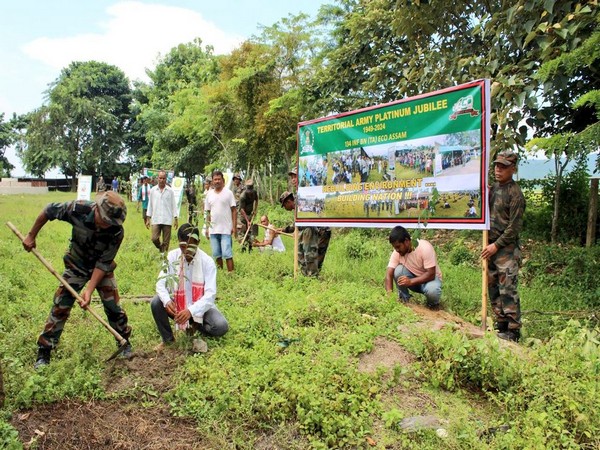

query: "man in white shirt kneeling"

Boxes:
[151, 223, 228, 351]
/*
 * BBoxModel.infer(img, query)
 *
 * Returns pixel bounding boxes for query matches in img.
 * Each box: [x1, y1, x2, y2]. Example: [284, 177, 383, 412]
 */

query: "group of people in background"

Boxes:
[96, 175, 121, 193]
[23, 149, 523, 369]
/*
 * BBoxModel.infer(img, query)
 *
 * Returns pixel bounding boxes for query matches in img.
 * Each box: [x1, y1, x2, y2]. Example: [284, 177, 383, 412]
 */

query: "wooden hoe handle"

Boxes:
[6, 221, 127, 346]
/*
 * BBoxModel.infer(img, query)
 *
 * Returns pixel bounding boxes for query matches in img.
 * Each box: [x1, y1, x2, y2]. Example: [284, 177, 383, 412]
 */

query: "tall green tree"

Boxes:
[0, 113, 15, 177]
[21, 61, 132, 188]
[526, 12, 600, 242]
[137, 38, 220, 177]
[311, 0, 598, 155]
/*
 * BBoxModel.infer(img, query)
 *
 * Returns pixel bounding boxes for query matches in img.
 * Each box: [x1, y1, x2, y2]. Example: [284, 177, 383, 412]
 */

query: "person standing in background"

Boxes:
[204, 171, 236, 272]
[147, 170, 179, 253]
[238, 179, 258, 252]
[137, 176, 151, 227]
[97, 175, 106, 193]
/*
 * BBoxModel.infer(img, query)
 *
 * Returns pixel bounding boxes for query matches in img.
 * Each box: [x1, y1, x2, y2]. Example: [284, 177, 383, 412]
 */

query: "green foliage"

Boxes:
[410, 322, 600, 449]
[521, 243, 600, 309]
[0, 418, 21, 450]
[447, 238, 478, 267]
[2, 194, 600, 449]
[0, 113, 16, 177]
[313, 0, 599, 156]
[382, 408, 404, 430]
[338, 229, 380, 260]
[522, 157, 591, 243]
[21, 61, 133, 181]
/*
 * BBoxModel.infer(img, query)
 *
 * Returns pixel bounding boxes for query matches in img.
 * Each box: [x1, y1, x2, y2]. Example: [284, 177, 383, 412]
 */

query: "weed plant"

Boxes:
[0, 193, 598, 449]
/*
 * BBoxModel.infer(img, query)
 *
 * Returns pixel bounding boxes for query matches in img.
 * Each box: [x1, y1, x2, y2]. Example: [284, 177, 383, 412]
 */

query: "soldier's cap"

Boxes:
[493, 151, 518, 166]
[205, 176, 212, 183]
[244, 179, 254, 186]
[288, 167, 297, 176]
[96, 191, 127, 226]
[279, 191, 294, 207]
[233, 173, 242, 180]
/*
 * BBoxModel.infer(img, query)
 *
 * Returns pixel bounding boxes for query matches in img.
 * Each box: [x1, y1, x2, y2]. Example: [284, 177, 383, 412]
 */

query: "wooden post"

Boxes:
[586, 178, 599, 247]
[481, 229, 488, 331]
[294, 227, 299, 279]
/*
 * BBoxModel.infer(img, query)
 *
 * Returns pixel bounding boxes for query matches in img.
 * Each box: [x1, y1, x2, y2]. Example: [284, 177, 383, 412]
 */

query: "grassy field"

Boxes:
[0, 192, 598, 449]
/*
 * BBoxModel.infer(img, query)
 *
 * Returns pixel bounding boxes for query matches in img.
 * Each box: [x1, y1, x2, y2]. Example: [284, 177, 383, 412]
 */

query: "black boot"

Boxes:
[34, 347, 51, 369]
[495, 322, 509, 332]
[497, 329, 520, 342]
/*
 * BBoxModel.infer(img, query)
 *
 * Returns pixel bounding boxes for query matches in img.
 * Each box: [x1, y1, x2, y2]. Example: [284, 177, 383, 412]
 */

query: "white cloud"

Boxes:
[21, 1, 244, 82]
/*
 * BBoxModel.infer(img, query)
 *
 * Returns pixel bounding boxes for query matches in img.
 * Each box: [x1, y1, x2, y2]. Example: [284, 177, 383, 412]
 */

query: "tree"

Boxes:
[136, 39, 220, 177]
[310, 0, 598, 156]
[526, 12, 600, 242]
[21, 61, 132, 188]
[0, 113, 15, 177]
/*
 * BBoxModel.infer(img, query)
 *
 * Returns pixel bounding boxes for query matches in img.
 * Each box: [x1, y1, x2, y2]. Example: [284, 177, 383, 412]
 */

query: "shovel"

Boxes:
[6, 221, 129, 361]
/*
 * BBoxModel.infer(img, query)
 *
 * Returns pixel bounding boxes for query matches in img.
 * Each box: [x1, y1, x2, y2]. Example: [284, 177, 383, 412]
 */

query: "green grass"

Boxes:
[0, 192, 598, 449]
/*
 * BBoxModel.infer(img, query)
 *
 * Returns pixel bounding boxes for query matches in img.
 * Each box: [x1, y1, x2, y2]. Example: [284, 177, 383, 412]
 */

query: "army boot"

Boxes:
[34, 347, 51, 369]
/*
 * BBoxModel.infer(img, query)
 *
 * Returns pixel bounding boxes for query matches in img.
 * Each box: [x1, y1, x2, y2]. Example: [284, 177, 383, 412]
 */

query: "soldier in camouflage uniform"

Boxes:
[231, 174, 245, 240]
[23, 191, 132, 368]
[280, 191, 331, 277]
[481, 150, 526, 342]
[238, 179, 259, 252]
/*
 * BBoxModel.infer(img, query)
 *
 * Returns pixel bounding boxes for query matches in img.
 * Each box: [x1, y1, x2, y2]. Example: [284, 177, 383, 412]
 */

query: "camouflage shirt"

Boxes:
[232, 184, 244, 207]
[45, 201, 124, 273]
[239, 188, 258, 216]
[488, 179, 526, 248]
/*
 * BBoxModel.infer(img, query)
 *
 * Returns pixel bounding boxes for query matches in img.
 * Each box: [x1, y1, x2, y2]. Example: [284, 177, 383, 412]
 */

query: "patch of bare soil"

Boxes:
[358, 337, 416, 374]
[401, 303, 486, 338]
[11, 349, 208, 450]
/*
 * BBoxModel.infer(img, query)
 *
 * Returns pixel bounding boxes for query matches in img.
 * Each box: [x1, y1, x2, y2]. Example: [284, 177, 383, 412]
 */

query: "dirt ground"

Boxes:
[11, 307, 491, 449]
[10, 349, 209, 450]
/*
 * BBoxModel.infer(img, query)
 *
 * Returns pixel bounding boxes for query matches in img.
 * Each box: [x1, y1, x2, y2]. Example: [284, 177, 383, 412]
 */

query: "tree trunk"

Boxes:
[586, 178, 599, 247]
[551, 154, 569, 244]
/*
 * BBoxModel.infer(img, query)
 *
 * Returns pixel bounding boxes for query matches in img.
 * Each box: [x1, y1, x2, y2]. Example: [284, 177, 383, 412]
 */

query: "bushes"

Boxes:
[410, 322, 600, 449]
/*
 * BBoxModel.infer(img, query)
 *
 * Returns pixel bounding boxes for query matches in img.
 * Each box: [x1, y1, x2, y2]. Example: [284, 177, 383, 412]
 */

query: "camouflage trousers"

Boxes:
[487, 243, 522, 331]
[38, 268, 131, 349]
[238, 217, 257, 251]
[298, 227, 331, 277]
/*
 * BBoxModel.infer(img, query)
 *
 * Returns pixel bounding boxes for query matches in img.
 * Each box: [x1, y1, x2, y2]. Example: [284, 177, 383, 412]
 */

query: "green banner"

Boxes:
[295, 80, 490, 230]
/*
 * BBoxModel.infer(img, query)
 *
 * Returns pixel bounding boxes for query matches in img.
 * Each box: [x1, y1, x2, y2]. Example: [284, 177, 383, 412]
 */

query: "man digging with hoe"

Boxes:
[21, 191, 133, 369]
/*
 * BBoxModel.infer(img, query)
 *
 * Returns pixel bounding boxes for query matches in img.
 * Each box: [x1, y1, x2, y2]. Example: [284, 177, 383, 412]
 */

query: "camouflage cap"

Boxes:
[288, 167, 297, 176]
[233, 173, 242, 180]
[96, 191, 127, 226]
[279, 191, 294, 207]
[493, 151, 518, 166]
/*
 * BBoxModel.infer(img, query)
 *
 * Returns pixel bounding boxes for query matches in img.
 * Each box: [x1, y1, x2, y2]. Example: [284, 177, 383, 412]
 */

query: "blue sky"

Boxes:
[1, 0, 327, 175]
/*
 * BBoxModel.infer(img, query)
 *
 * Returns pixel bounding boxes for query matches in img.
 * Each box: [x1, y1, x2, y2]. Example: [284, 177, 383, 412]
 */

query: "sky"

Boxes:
[1, 0, 327, 176]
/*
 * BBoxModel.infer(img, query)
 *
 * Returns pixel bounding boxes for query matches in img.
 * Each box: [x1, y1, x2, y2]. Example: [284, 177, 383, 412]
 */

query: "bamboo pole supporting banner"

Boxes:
[294, 227, 299, 280]
[481, 229, 489, 332]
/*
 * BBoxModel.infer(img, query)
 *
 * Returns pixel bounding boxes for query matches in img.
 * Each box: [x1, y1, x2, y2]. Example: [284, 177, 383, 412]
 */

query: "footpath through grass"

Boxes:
[0, 192, 598, 449]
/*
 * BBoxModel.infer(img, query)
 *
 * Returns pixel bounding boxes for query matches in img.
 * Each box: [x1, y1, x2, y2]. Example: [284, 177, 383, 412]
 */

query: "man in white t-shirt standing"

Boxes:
[384, 225, 442, 310]
[204, 170, 237, 272]
[147, 170, 178, 253]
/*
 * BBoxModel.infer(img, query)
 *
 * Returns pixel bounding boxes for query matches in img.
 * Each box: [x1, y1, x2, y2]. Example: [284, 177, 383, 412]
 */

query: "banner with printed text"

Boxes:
[295, 79, 490, 230]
